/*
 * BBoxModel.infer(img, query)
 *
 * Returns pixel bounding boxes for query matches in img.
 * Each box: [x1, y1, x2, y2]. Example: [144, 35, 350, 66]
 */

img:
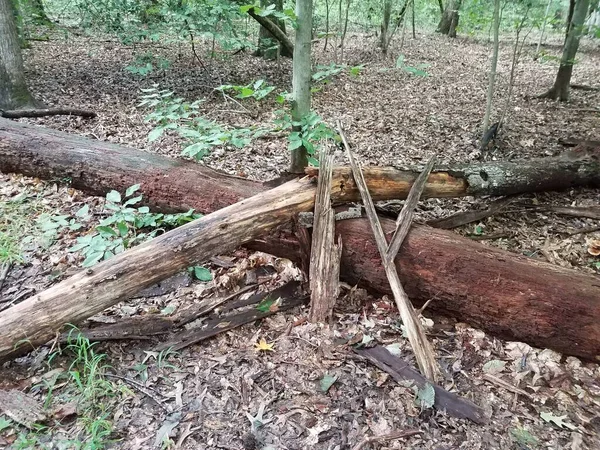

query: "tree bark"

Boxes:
[247, 6, 294, 58]
[437, 0, 461, 37]
[540, 0, 591, 101]
[1, 121, 600, 361]
[482, 0, 500, 137]
[380, 0, 392, 53]
[254, 0, 291, 59]
[290, 0, 313, 173]
[0, 0, 39, 110]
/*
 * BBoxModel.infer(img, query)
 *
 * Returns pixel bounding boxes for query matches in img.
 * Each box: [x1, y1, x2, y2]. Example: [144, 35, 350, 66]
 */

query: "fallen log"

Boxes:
[1, 120, 600, 361]
[1, 119, 600, 214]
[0, 108, 97, 119]
[0, 178, 317, 361]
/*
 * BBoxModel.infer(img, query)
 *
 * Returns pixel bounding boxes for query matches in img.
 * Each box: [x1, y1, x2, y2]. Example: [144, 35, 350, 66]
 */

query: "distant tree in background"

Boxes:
[0, 0, 39, 109]
[540, 0, 591, 100]
[255, 0, 292, 59]
[437, 0, 461, 37]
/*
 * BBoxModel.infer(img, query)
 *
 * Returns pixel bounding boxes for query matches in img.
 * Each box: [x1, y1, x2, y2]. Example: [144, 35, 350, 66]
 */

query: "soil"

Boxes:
[0, 28, 599, 449]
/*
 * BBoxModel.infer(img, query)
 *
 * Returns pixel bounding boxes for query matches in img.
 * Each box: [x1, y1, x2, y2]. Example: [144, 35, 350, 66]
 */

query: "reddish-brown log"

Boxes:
[1, 119, 599, 360]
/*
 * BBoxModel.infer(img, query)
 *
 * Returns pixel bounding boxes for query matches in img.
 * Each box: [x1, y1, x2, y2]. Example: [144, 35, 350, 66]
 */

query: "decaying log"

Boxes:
[0, 108, 96, 119]
[1, 120, 600, 361]
[156, 282, 307, 351]
[354, 346, 487, 424]
[309, 147, 342, 322]
[0, 178, 316, 361]
[1, 119, 600, 215]
[333, 218, 600, 361]
[0, 118, 263, 214]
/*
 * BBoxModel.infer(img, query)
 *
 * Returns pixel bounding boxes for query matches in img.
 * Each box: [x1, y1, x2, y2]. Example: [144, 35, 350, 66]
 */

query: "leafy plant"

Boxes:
[139, 87, 262, 160]
[274, 110, 339, 166]
[69, 184, 201, 267]
[217, 79, 276, 100]
[312, 63, 346, 83]
[395, 54, 429, 77]
[40, 327, 121, 448]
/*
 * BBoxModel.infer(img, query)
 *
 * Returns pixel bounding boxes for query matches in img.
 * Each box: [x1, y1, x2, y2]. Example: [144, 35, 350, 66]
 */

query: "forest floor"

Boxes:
[0, 28, 599, 449]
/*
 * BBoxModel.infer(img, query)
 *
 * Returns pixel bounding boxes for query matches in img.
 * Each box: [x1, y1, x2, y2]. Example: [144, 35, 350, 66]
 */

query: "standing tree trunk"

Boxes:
[323, 0, 330, 51]
[536, 0, 553, 56]
[437, 0, 461, 37]
[255, 0, 292, 59]
[482, 0, 500, 136]
[437, 0, 444, 15]
[289, 0, 313, 173]
[564, 0, 575, 45]
[380, 0, 392, 53]
[0, 0, 39, 110]
[540, 0, 590, 101]
[27, 0, 51, 25]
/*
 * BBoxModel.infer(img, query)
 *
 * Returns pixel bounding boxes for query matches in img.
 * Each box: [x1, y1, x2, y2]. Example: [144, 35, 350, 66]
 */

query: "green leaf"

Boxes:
[385, 343, 402, 356]
[256, 295, 275, 312]
[510, 427, 539, 447]
[161, 305, 176, 315]
[482, 359, 506, 374]
[307, 156, 319, 167]
[106, 190, 121, 204]
[237, 88, 254, 99]
[319, 374, 338, 392]
[192, 266, 212, 281]
[96, 226, 118, 237]
[415, 383, 435, 409]
[76, 204, 90, 217]
[125, 184, 141, 197]
[239, 4, 254, 13]
[117, 221, 129, 237]
[396, 54, 405, 68]
[82, 252, 104, 267]
[138, 206, 150, 214]
[123, 195, 143, 207]
[148, 127, 165, 142]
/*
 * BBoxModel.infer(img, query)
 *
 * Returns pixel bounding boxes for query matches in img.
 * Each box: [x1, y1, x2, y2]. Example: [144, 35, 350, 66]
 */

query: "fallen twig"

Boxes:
[482, 373, 533, 399]
[0, 262, 12, 293]
[354, 346, 486, 423]
[516, 203, 600, 220]
[564, 225, 600, 236]
[106, 373, 171, 412]
[350, 429, 423, 450]
[428, 196, 516, 229]
[386, 156, 436, 260]
[338, 120, 438, 381]
[0, 108, 96, 119]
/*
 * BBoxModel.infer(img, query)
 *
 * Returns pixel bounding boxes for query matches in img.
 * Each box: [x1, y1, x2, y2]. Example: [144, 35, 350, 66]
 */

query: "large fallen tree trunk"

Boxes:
[1, 119, 599, 213]
[1, 119, 599, 361]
